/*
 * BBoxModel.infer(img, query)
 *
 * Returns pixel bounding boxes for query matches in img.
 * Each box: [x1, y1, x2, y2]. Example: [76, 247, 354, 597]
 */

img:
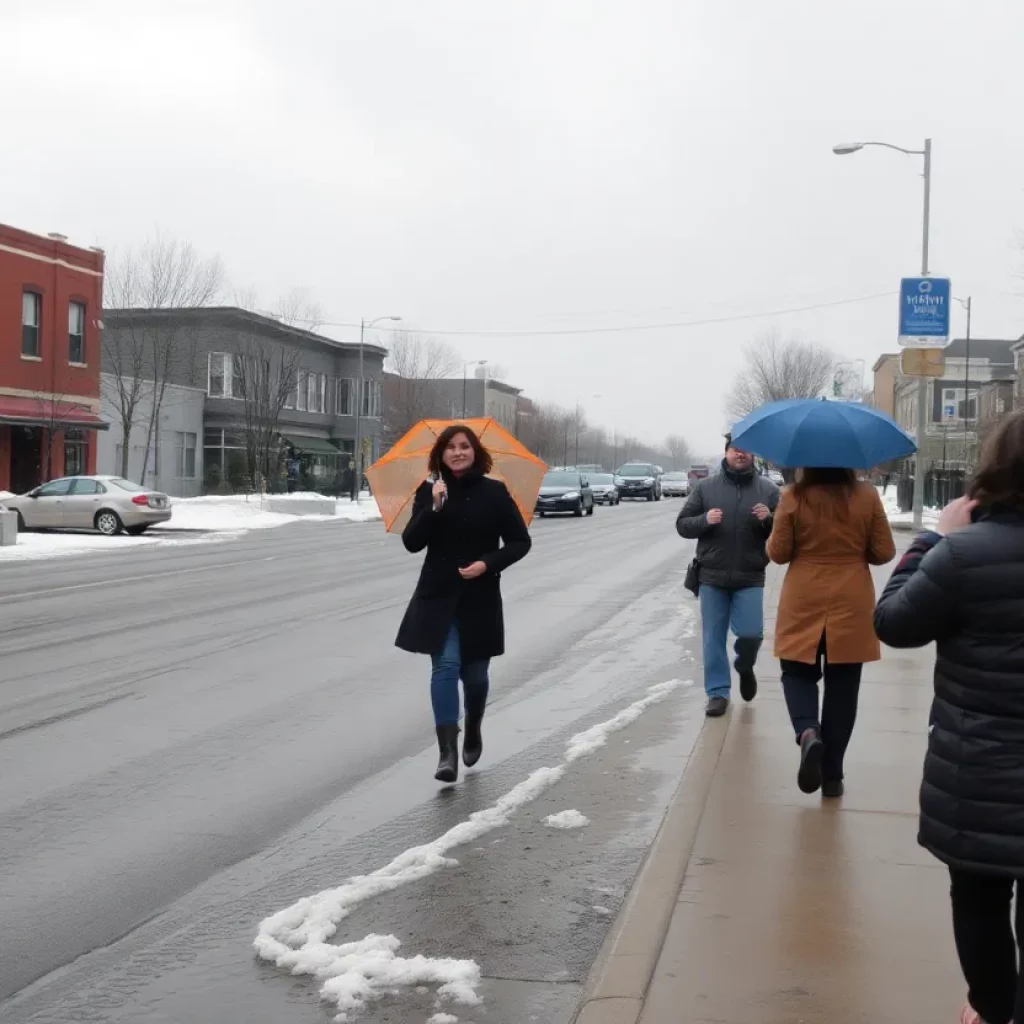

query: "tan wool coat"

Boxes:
[767, 482, 896, 665]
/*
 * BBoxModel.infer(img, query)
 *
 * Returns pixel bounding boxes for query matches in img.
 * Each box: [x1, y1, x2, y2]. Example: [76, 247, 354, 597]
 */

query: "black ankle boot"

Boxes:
[463, 700, 485, 767]
[434, 724, 460, 783]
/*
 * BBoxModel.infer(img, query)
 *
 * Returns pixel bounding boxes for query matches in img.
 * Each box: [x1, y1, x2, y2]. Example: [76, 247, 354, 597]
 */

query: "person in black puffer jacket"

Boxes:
[875, 409, 1024, 1024]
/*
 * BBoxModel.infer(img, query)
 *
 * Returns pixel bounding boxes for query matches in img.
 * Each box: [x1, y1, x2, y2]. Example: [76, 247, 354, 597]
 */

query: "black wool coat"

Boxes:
[395, 472, 531, 663]
[875, 509, 1024, 876]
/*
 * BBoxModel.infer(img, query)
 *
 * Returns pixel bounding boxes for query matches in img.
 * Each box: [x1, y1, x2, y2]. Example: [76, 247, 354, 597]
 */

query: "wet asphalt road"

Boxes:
[0, 500, 704, 1024]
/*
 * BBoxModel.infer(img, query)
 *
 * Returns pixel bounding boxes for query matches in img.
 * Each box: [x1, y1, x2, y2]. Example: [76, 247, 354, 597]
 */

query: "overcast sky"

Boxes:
[4, 0, 1024, 454]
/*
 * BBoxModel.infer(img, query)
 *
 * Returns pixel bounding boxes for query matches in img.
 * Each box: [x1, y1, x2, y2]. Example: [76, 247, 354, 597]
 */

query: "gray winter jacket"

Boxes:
[676, 462, 780, 590]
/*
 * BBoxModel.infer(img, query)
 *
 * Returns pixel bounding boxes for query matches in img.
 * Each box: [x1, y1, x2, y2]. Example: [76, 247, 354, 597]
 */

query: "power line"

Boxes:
[294, 291, 896, 339]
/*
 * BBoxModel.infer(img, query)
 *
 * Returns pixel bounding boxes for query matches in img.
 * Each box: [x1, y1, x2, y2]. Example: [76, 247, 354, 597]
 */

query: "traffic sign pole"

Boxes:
[912, 138, 933, 531]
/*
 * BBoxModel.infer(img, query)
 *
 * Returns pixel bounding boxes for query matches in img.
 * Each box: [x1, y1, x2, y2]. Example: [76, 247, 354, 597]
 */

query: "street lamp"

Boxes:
[352, 315, 401, 501]
[462, 360, 487, 419]
[833, 137, 932, 529]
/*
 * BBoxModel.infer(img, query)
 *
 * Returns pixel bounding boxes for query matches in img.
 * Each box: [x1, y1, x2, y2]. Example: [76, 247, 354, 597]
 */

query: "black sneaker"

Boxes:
[821, 779, 844, 799]
[797, 730, 824, 794]
[705, 696, 729, 718]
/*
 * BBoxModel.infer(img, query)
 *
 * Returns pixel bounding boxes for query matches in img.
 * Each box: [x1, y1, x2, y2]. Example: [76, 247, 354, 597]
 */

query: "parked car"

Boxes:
[535, 470, 595, 517]
[661, 471, 690, 497]
[615, 463, 662, 501]
[3, 476, 172, 536]
[687, 464, 711, 485]
[588, 473, 620, 505]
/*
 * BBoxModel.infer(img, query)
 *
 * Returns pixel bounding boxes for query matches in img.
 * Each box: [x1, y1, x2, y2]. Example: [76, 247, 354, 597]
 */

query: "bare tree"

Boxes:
[726, 329, 836, 422]
[384, 331, 462, 439]
[104, 235, 225, 483]
[31, 392, 93, 481]
[229, 334, 303, 490]
[664, 434, 692, 470]
[273, 287, 324, 332]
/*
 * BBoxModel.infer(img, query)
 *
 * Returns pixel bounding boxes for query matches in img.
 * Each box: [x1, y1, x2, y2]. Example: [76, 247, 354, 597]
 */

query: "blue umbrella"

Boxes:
[729, 398, 916, 469]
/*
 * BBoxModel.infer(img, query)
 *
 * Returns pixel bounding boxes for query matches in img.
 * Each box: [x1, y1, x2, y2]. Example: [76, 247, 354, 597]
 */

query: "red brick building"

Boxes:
[0, 223, 107, 493]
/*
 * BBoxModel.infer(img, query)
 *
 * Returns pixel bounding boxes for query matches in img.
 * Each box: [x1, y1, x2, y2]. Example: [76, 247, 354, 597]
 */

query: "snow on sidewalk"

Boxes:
[876, 485, 939, 529]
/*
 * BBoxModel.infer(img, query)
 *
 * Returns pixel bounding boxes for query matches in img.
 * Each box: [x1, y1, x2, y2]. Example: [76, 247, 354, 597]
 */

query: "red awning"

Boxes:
[0, 396, 109, 430]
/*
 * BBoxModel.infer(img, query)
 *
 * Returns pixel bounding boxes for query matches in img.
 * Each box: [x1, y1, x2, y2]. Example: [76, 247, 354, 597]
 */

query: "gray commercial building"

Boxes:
[102, 308, 387, 495]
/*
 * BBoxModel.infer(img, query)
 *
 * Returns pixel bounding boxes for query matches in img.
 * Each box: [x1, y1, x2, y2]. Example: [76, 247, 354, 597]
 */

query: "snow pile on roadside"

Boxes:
[254, 678, 690, 1021]
[876, 486, 939, 528]
[0, 529, 233, 562]
[427, 1014, 460, 1024]
[164, 493, 381, 532]
[544, 809, 589, 830]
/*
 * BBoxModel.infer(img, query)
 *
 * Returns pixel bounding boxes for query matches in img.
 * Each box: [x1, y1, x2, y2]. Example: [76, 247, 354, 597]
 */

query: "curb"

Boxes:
[569, 712, 730, 1024]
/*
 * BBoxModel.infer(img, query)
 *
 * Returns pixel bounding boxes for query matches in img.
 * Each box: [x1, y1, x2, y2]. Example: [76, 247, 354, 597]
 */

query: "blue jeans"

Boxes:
[430, 625, 490, 727]
[698, 584, 764, 699]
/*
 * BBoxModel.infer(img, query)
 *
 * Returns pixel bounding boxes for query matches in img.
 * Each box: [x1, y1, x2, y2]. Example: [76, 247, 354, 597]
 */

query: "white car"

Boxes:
[661, 472, 690, 497]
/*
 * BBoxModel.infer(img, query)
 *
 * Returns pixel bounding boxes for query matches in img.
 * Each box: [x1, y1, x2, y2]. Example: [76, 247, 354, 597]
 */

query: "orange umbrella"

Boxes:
[367, 418, 548, 533]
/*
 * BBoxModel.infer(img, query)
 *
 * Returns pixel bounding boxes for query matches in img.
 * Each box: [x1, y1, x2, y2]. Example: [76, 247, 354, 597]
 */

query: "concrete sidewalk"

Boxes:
[574, 560, 965, 1024]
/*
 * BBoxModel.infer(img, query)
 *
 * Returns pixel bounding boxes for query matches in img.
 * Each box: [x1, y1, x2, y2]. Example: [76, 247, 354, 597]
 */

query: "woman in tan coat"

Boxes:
[767, 468, 895, 797]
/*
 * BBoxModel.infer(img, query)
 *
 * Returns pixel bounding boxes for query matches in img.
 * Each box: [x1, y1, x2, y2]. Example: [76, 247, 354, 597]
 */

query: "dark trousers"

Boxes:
[779, 637, 862, 781]
[950, 868, 1024, 1024]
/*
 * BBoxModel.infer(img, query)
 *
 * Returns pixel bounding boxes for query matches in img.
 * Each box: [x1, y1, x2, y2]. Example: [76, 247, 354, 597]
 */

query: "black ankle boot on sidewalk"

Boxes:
[797, 728, 824, 794]
[462, 700, 485, 767]
[434, 724, 460, 783]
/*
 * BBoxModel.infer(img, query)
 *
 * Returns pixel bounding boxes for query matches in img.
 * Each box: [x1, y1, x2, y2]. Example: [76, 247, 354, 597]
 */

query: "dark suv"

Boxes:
[615, 463, 662, 501]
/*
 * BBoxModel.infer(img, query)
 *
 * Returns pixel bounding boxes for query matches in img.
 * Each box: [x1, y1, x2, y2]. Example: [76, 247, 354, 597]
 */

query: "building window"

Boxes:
[296, 370, 308, 411]
[68, 301, 86, 364]
[306, 372, 326, 414]
[175, 431, 197, 478]
[337, 378, 354, 416]
[22, 291, 41, 358]
[940, 387, 977, 422]
[64, 428, 87, 476]
[360, 379, 381, 417]
[207, 353, 243, 398]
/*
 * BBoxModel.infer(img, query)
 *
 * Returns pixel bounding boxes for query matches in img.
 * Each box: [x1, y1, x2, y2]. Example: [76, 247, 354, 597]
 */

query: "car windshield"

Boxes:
[616, 465, 652, 477]
[590, 474, 613, 484]
[543, 472, 579, 486]
[108, 478, 148, 493]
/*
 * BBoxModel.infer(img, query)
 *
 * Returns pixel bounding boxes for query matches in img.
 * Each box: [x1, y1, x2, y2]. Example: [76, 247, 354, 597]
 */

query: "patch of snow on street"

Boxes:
[427, 1014, 460, 1024]
[254, 678, 689, 1021]
[876, 485, 938, 528]
[544, 809, 589, 829]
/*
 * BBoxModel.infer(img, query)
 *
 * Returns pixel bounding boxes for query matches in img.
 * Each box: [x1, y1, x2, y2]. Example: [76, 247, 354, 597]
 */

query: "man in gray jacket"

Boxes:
[677, 437, 779, 716]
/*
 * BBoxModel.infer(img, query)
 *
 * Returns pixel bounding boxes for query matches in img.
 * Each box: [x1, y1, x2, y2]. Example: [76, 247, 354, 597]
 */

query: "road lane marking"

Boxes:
[0, 557, 278, 603]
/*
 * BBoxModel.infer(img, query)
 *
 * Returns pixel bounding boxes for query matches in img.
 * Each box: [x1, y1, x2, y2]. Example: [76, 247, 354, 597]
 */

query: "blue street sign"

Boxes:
[898, 276, 951, 348]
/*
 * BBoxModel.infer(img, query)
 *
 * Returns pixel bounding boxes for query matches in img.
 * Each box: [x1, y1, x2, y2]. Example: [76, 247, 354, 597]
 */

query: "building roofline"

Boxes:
[101, 306, 388, 356]
[872, 353, 899, 372]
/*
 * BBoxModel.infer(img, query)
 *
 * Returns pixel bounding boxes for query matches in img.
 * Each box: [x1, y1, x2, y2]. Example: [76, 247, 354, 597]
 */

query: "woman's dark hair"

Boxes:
[792, 467, 858, 520]
[427, 424, 494, 478]
[969, 409, 1024, 512]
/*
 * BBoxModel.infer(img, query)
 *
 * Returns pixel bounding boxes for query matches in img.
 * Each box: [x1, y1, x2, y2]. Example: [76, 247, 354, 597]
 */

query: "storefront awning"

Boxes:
[280, 434, 343, 457]
[0, 396, 109, 430]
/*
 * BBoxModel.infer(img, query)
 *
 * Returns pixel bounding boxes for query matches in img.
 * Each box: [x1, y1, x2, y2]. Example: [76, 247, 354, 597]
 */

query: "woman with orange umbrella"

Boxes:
[395, 424, 532, 783]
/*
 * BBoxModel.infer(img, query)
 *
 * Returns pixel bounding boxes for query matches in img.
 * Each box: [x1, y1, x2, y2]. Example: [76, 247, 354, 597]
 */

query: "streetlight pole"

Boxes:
[352, 314, 401, 501]
[957, 295, 973, 474]
[462, 360, 487, 419]
[833, 137, 932, 529]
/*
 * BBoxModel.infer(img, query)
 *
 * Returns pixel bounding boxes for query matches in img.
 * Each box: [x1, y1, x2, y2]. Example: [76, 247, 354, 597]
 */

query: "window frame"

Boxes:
[22, 290, 42, 359]
[36, 478, 73, 497]
[68, 300, 87, 365]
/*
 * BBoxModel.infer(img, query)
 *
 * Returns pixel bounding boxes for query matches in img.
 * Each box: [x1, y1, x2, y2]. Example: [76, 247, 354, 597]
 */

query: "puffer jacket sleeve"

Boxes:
[874, 531, 958, 648]
[676, 481, 711, 539]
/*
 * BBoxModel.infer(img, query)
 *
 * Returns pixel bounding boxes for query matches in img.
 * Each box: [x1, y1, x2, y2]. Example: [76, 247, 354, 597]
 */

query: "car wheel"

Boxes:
[126, 525, 150, 536]
[574, 501, 584, 517]
[95, 509, 124, 536]
[14, 510, 26, 532]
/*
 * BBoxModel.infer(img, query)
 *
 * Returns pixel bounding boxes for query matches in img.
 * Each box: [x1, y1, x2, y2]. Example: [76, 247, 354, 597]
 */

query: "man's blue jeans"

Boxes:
[698, 584, 764, 699]
[430, 625, 490, 727]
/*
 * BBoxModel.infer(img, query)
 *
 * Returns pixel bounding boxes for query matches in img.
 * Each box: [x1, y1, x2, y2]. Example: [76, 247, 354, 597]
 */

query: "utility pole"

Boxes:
[911, 138, 932, 529]
[958, 295, 973, 474]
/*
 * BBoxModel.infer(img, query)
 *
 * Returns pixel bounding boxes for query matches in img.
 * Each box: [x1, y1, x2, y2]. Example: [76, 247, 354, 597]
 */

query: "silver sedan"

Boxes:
[3, 476, 172, 536]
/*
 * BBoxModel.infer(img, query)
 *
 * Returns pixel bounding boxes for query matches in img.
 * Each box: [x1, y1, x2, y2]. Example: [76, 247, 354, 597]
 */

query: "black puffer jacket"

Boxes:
[874, 509, 1024, 876]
